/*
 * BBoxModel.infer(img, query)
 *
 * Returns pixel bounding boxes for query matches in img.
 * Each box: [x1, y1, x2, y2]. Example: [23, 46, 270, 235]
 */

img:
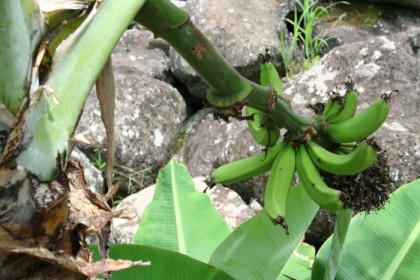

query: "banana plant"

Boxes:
[0, 0, 415, 279]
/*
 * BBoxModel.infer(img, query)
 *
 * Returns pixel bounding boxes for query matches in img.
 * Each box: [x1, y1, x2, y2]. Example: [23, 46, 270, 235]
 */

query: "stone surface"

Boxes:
[76, 73, 187, 192]
[70, 147, 103, 194]
[179, 108, 270, 203]
[112, 28, 173, 83]
[366, 0, 420, 10]
[110, 177, 257, 244]
[169, 0, 287, 98]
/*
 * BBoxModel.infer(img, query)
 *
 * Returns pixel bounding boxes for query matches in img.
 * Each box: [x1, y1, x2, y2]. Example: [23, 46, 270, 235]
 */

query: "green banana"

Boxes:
[322, 92, 343, 121]
[264, 142, 295, 233]
[246, 61, 283, 147]
[326, 95, 390, 143]
[305, 140, 377, 175]
[260, 62, 284, 97]
[246, 106, 280, 147]
[328, 90, 358, 124]
[296, 145, 343, 212]
[211, 141, 286, 185]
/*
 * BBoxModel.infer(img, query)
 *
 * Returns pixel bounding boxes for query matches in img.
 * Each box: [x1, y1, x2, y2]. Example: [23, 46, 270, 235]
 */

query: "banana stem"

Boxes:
[135, 0, 326, 140]
[324, 208, 352, 280]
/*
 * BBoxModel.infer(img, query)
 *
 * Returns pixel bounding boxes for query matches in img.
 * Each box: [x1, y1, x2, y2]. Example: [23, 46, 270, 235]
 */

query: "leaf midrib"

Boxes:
[382, 220, 420, 279]
[171, 161, 186, 254]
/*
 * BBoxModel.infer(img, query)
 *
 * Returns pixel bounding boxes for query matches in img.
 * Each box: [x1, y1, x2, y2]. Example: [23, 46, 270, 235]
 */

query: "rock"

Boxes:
[76, 73, 187, 192]
[179, 108, 269, 203]
[70, 147, 104, 194]
[282, 34, 419, 186]
[110, 177, 257, 244]
[170, 0, 287, 98]
[112, 28, 173, 83]
[366, 0, 420, 10]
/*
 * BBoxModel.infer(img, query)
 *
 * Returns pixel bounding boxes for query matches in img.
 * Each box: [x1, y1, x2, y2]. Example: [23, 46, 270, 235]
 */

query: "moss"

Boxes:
[321, 2, 383, 28]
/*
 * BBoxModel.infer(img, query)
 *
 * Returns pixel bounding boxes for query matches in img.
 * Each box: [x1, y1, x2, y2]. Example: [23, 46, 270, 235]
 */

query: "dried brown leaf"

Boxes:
[10, 247, 150, 277]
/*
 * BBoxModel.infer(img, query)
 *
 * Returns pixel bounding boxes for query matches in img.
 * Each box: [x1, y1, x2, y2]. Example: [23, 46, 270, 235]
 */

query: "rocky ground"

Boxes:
[73, 0, 420, 246]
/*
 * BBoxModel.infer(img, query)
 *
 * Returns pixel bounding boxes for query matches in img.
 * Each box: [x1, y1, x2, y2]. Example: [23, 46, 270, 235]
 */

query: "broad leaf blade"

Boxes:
[133, 159, 231, 262]
[89, 244, 235, 280]
[209, 183, 319, 280]
[278, 241, 315, 280]
[312, 179, 420, 280]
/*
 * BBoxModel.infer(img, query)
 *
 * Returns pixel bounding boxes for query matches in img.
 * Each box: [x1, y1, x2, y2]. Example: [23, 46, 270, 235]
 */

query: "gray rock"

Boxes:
[110, 177, 257, 244]
[76, 73, 187, 192]
[69, 147, 104, 194]
[112, 28, 172, 83]
[282, 34, 419, 186]
[179, 108, 270, 203]
[170, 0, 287, 98]
[366, 0, 420, 10]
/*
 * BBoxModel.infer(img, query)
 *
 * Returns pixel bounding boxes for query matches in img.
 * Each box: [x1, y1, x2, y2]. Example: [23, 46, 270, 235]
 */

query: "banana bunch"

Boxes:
[212, 75, 393, 229]
[245, 52, 284, 147]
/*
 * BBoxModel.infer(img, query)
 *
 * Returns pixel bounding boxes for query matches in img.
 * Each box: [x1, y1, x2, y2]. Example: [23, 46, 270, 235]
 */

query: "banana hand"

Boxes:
[305, 140, 377, 175]
[264, 141, 295, 233]
[296, 145, 343, 212]
[326, 94, 390, 143]
[211, 141, 286, 185]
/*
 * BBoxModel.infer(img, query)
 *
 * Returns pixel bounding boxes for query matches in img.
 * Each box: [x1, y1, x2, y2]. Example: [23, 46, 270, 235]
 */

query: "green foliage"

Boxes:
[209, 184, 319, 280]
[132, 159, 232, 263]
[278, 241, 315, 280]
[89, 244, 235, 279]
[313, 179, 420, 279]
[279, 0, 347, 77]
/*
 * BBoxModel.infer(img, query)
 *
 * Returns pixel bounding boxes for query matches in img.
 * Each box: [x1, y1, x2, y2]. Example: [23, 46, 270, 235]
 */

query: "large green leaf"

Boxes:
[278, 241, 315, 280]
[312, 179, 420, 280]
[209, 183, 319, 280]
[133, 159, 231, 263]
[89, 244, 234, 279]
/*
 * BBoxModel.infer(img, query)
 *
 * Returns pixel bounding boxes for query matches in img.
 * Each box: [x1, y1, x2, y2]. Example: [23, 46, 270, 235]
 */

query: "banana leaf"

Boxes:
[89, 244, 234, 279]
[209, 183, 319, 280]
[132, 159, 232, 263]
[12, 0, 146, 180]
[277, 241, 315, 280]
[312, 178, 420, 279]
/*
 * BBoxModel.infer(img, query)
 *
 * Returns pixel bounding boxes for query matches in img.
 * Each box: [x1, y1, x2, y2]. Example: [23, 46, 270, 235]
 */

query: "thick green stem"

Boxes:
[135, 0, 250, 108]
[135, 0, 326, 140]
[13, 0, 146, 180]
[324, 208, 352, 280]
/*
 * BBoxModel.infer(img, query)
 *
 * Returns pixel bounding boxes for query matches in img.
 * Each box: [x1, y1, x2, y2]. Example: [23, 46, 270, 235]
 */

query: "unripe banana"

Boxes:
[322, 98, 342, 122]
[326, 96, 390, 143]
[305, 140, 377, 175]
[245, 61, 284, 146]
[296, 145, 343, 212]
[328, 90, 358, 124]
[260, 62, 284, 97]
[264, 142, 295, 233]
[246, 106, 280, 147]
[212, 141, 286, 185]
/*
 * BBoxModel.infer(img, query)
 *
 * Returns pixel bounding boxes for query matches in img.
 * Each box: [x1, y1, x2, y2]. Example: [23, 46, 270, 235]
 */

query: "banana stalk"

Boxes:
[2, 0, 146, 180]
